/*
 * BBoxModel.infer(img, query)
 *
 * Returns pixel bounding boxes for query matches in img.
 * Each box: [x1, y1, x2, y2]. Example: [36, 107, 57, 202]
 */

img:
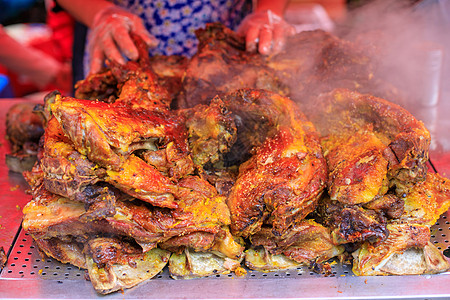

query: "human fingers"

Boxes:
[272, 24, 286, 54]
[102, 33, 127, 64]
[258, 26, 273, 55]
[133, 20, 159, 48]
[245, 25, 261, 53]
[113, 24, 139, 61]
[89, 42, 106, 74]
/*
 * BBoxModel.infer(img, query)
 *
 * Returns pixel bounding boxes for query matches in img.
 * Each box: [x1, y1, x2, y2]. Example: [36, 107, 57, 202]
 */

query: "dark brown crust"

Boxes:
[225, 89, 327, 237]
[309, 88, 430, 195]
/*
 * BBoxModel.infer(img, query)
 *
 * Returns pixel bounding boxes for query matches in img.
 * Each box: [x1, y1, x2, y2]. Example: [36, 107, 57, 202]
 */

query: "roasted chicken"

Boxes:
[15, 22, 450, 296]
[223, 89, 327, 238]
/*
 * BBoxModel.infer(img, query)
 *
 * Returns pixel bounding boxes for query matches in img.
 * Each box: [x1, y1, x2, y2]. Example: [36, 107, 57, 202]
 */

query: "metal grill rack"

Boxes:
[2, 229, 356, 281]
[1, 213, 450, 299]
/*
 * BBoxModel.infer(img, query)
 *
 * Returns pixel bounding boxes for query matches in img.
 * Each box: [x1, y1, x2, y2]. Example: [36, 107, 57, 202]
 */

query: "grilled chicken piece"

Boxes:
[224, 89, 327, 237]
[74, 33, 173, 107]
[182, 96, 237, 167]
[401, 172, 450, 225]
[321, 129, 389, 205]
[316, 197, 389, 245]
[23, 174, 243, 260]
[74, 69, 118, 102]
[34, 237, 87, 269]
[352, 223, 449, 275]
[149, 55, 188, 106]
[42, 115, 181, 209]
[309, 89, 430, 197]
[245, 219, 344, 271]
[50, 94, 190, 172]
[41, 116, 105, 199]
[106, 155, 179, 208]
[85, 237, 170, 294]
[181, 23, 288, 108]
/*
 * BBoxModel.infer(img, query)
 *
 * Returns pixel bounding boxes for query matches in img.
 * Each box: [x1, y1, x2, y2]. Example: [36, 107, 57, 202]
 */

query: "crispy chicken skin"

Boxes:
[401, 172, 450, 225]
[321, 129, 389, 205]
[225, 89, 327, 237]
[352, 223, 449, 275]
[50, 95, 189, 171]
[41, 116, 105, 200]
[309, 88, 430, 197]
[248, 219, 344, 267]
[23, 176, 242, 259]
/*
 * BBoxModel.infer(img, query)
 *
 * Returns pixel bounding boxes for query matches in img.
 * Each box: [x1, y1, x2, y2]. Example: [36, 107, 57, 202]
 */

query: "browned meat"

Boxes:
[246, 220, 344, 271]
[224, 89, 327, 237]
[19, 22, 450, 293]
[364, 194, 404, 219]
[352, 223, 449, 275]
[34, 238, 86, 269]
[40, 117, 105, 200]
[316, 197, 389, 245]
[180, 23, 288, 108]
[149, 55, 188, 106]
[23, 175, 242, 259]
[74, 35, 184, 106]
[51, 95, 190, 173]
[309, 89, 430, 198]
[321, 129, 389, 205]
[74, 69, 118, 102]
[159, 232, 215, 253]
[5, 102, 44, 172]
[182, 96, 237, 167]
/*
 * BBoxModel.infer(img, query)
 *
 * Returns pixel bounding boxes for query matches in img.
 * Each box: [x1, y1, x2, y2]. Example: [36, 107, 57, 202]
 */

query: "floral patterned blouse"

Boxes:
[113, 0, 252, 57]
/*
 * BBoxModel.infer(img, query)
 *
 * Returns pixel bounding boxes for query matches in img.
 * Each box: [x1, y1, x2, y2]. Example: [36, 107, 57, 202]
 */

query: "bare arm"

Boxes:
[56, 0, 114, 28]
[0, 26, 61, 88]
[254, 0, 290, 16]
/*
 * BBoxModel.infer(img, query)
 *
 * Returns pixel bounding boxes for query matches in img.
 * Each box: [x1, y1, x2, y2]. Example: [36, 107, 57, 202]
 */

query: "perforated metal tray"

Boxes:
[1, 214, 450, 299]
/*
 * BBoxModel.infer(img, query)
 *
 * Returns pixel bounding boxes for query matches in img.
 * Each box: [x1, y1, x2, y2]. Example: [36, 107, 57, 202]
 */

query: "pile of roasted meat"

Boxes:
[9, 24, 450, 294]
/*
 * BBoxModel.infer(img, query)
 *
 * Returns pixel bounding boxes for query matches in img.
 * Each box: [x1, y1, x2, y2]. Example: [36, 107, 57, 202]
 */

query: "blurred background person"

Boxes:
[0, 0, 73, 97]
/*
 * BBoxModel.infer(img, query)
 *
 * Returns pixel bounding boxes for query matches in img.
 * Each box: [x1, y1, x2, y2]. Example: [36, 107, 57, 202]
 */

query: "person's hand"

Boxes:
[88, 6, 158, 74]
[237, 9, 295, 55]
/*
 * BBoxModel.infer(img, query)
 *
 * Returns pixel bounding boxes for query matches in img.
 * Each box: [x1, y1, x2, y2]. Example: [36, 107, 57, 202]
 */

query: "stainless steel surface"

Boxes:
[0, 99, 38, 256]
[1, 97, 450, 299]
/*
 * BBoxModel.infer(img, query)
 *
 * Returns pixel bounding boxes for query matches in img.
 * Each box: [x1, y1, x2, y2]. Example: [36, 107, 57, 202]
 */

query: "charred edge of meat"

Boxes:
[222, 112, 274, 167]
[315, 198, 389, 245]
[338, 207, 389, 245]
[309, 259, 332, 276]
[76, 184, 117, 222]
[362, 194, 404, 219]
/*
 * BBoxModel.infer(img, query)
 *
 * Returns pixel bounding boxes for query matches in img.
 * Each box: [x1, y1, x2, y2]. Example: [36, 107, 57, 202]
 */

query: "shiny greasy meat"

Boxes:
[309, 88, 430, 196]
[224, 89, 327, 237]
